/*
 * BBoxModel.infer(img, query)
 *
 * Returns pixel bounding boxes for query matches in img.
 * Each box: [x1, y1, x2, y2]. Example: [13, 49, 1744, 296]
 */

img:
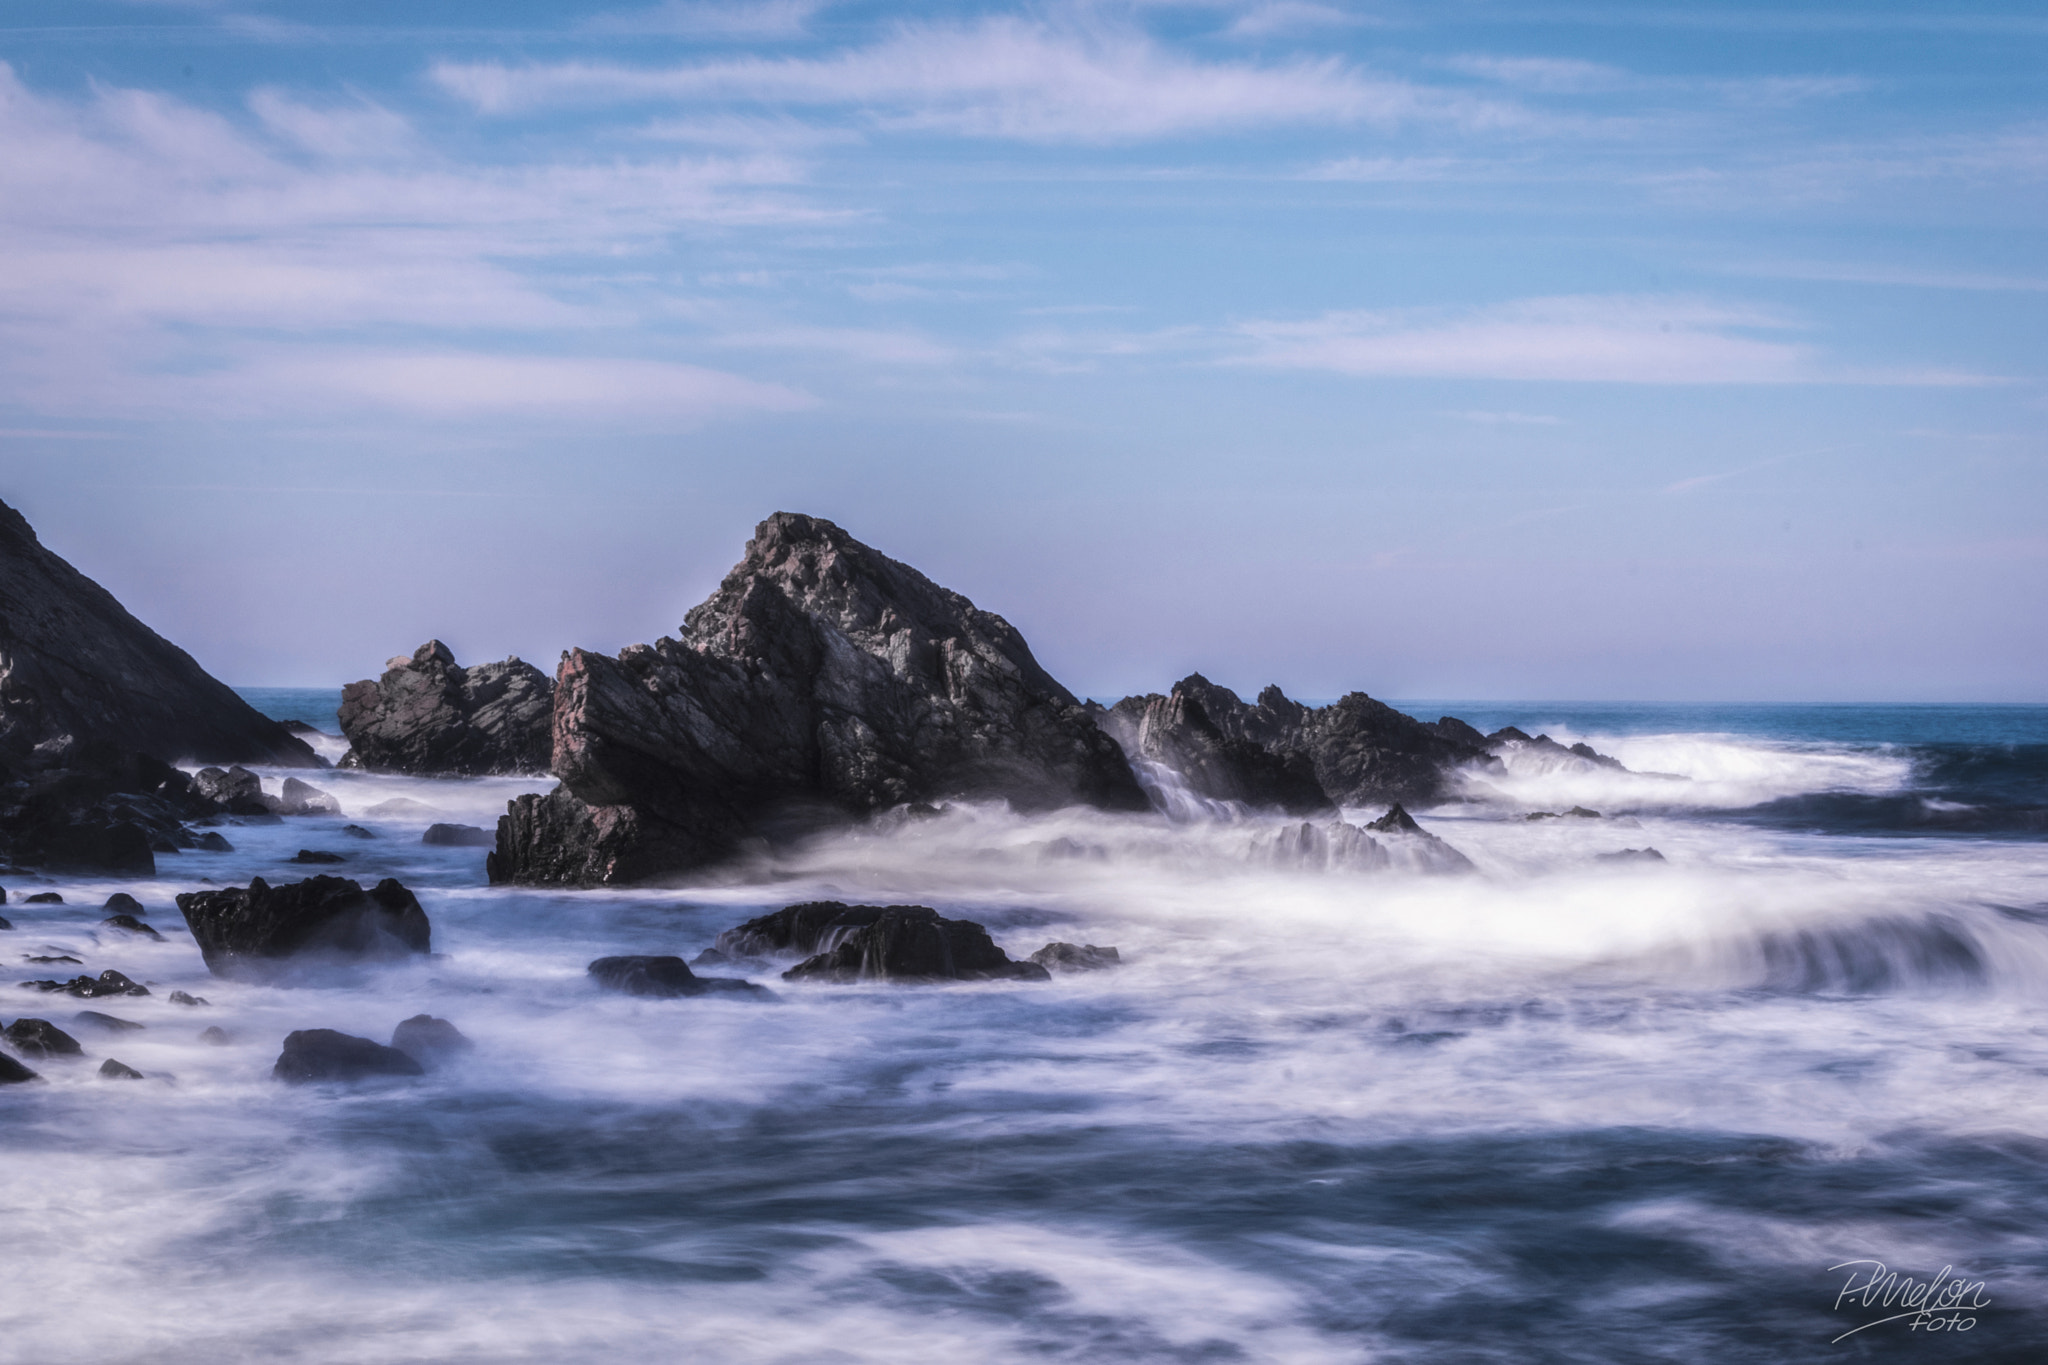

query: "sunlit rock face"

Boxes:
[491, 512, 1147, 886]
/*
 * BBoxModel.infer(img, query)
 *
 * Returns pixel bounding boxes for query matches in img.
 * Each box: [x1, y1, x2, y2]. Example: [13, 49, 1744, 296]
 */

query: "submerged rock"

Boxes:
[193, 831, 234, 853]
[1598, 847, 1667, 863]
[339, 641, 554, 777]
[97, 1058, 143, 1080]
[21, 969, 150, 998]
[277, 777, 342, 816]
[100, 913, 163, 939]
[168, 990, 208, 1007]
[0, 916, 13, 931]
[340, 825, 376, 840]
[289, 850, 346, 864]
[390, 1015, 473, 1067]
[199, 1025, 231, 1046]
[586, 955, 773, 999]
[0, 1052, 38, 1083]
[1028, 942, 1121, 972]
[1253, 819, 1390, 872]
[491, 513, 1147, 886]
[23, 892, 63, 904]
[273, 1028, 425, 1083]
[422, 823, 495, 848]
[175, 875, 432, 974]
[765, 904, 1050, 984]
[3, 1017, 83, 1058]
[73, 1010, 145, 1033]
[1363, 804, 1478, 873]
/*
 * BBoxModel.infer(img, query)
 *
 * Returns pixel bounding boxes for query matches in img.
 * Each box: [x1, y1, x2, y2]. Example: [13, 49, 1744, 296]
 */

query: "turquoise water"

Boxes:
[234, 686, 345, 733]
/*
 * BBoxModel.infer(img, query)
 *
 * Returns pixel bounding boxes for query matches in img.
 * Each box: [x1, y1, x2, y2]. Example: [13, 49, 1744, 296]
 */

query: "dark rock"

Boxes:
[339, 641, 555, 777]
[491, 514, 1147, 886]
[1098, 676, 1330, 816]
[199, 1025, 230, 1045]
[689, 947, 735, 968]
[101, 913, 163, 940]
[280, 720, 327, 736]
[1598, 847, 1667, 863]
[1029, 942, 1121, 972]
[0, 496, 318, 769]
[194, 831, 234, 852]
[193, 765, 270, 812]
[290, 850, 346, 864]
[272, 1028, 425, 1083]
[277, 777, 342, 816]
[175, 875, 432, 974]
[1365, 804, 1426, 835]
[715, 901, 891, 959]
[73, 1010, 144, 1033]
[1426, 716, 1491, 749]
[3, 1017, 82, 1058]
[1362, 804, 1477, 873]
[0, 1052, 37, 1083]
[422, 823, 495, 848]
[23, 955, 80, 965]
[98, 1057, 143, 1079]
[778, 905, 1050, 984]
[340, 825, 376, 840]
[24, 969, 151, 998]
[168, 990, 208, 1006]
[0, 917, 11, 931]
[1485, 729, 1627, 772]
[586, 955, 773, 999]
[24, 892, 63, 904]
[389, 1015, 473, 1067]
[103, 892, 144, 914]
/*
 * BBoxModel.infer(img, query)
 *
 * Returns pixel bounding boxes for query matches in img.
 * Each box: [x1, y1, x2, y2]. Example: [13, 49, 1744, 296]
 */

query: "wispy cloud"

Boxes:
[1228, 295, 1996, 385]
[583, 0, 826, 39]
[433, 17, 1534, 142]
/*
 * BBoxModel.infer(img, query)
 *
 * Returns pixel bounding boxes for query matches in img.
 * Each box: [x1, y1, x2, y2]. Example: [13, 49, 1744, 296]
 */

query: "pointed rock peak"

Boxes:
[1366, 803, 1424, 834]
[1256, 684, 1298, 711]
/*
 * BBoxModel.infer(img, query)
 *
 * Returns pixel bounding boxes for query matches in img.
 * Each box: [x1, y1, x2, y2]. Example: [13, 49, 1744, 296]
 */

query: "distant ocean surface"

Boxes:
[234, 687, 345, 733]
[7, 697, 2047, 1361]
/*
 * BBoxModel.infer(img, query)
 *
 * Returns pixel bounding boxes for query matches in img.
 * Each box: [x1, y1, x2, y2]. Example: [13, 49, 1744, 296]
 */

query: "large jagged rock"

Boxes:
[338, 641, 553, 776]
[1098, 675, 1330, 815]
[0, 497, 317, 769]
[175, 875, 431, 974]
[491, 514, 1148, 885]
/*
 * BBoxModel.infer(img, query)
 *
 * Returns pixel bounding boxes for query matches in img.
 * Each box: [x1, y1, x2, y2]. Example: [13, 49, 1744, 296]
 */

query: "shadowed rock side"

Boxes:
[712, 901, 1048, 984]
[175, 875, 431, 975]
[491, 513, 1149, 886]
[0, 496, 317, 770]
[1099, 677, 1330, 816]
[339, 641, 553, 776]
[274, 1029, 424, 1083]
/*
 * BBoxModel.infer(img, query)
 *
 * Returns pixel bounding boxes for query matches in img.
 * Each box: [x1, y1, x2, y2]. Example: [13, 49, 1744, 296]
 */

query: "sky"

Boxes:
[0, 0, 2043, 701]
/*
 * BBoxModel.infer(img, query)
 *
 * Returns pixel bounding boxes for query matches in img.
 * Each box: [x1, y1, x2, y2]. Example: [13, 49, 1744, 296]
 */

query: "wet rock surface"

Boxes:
[175, 875, 431, 974]
[422, 823, 495, 847]
[21, 969, 150, 998]
[273, 1028, 425, 1083]
[339, 641, 554, 777]
[100, 912, 163, 939]
[587, 955, 773, 999]
[0, 1051, 38, 1082]
[492, 513, 1147, 886]
[98, 1058, 143, 1079]
[756, 904, 1050, 984]
[73, 1010, 144, 1033]
[4, 1017, 83, 1058]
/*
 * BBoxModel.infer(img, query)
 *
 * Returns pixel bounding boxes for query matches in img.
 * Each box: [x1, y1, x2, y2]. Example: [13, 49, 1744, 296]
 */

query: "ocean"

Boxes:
[3, 698, 2045, 1362]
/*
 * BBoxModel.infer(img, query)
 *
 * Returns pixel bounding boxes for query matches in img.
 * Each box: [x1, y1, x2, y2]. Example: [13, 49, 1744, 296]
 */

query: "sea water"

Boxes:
[2, 701, 2045, 1362]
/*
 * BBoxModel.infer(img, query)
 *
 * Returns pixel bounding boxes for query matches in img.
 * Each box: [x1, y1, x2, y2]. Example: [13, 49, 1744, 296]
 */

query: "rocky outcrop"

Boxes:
[3, 1018, 82, 1058]
[586, 955, 773, 999]
[1253, 819, 1390, 872]
[390, 1015, 472, 1067]
[1099, 676, 1329, 816]
[713, 901, 1050, 984]
[20, 969, 149, 998]
[492, 514, 1148, 886]
[422, 823, 495, 847]
[273, 1029, 425, 1083]
[98, 1058, 143, 1080]
[175, 875, 431, 974]
[1028, 942, 1121, 972]
[0, 497, 317, 769]
[338, 641, 553, 776]
[1363, 804, 1478, 873]
[0, 1052, 38, 1083]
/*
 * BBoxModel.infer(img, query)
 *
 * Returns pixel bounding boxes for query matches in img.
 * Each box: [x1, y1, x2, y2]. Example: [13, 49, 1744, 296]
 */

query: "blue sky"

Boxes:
[1, 0, 2042, 700]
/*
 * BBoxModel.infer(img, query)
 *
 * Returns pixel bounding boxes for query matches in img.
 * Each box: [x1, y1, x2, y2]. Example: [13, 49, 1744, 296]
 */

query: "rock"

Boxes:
[389, 1015, 473, 1067]
[194, 831, 234, 852]
[73, 1010, 144, 1033]
[0, 916, 12, 931]
[277, 777, 342, 817]
[422, 823, 495, 848]
[1362, 804, 1478, 873]
[193, 765, 272, 813]
[100, 913, 163, 940]
[98, 1057, 144, 1079]
[20, 970, 149, 998]
[689, 947, 735, 968]
[103, 892, 144, 914]
[0, 496, 318, 770]
[340, 825, 376, 840]
[199, 1025, 231, 1045]
[1253, 819, 1389, 872]
[23, 954, 80, 965]
[0, 1052, 38, 1083]
[175, 875, 432, 974]
[272, 1028, 425, 1083]
[24, 892, 63, 904]
[168, 990, 208, 1006]
[338, 641, 555, 777]
[1028, 942, 1121, 971]
[3, 1017, 82, 1058]
[1097, 676, 1330, 816]
[290, 850, 346, 864]
[586, 955, 773, 999]
[362, 798, 446, 819]
[491, 514, 1148, 886]
[1598, 847, 1667, 863]
[776, 905, 1050, 984]
[714, 901, 889, 959]
[1485, 728, 1627, 774]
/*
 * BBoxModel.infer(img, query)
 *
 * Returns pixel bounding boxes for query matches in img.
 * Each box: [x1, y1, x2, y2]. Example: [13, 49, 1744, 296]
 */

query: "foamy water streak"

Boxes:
[3, 719, 2046, 1361]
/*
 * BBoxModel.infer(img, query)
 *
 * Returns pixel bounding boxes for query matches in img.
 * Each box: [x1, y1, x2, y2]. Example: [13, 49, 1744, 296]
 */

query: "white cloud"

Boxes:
[1229, 296, 1995, 385]
[248, 88, 418, 160]
[1224, 2, 1360, 38]
[433, 17, 1532, 143]
[584, 0, 826, 38]
[713, 325, 957, 366]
